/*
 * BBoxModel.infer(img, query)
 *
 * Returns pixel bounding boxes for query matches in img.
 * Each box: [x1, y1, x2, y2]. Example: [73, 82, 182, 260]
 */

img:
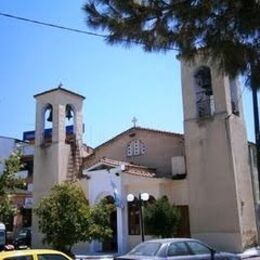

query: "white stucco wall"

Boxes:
[82, 165, 189, 253]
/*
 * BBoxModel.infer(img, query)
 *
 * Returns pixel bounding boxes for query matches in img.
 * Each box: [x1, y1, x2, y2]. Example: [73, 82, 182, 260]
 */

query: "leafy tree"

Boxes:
[0, 152, 23, 195]
[0, 151, 23, 221]
[144, 197, 180, 238]
[35, 182, 114, 253]
[0, 197, 15, 223]
[84, 0, 260, 194]
[84, 0, 259, 88]
[88, 198, 114, 241]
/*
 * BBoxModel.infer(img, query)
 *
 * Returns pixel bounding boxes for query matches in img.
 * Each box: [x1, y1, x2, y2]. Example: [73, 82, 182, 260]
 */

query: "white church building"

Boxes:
[29, 57, 259, 254]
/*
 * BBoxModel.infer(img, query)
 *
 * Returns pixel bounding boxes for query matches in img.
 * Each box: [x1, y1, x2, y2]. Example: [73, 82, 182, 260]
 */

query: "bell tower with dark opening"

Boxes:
[181, 55, 257, 252]
[32, 86, 85, 247]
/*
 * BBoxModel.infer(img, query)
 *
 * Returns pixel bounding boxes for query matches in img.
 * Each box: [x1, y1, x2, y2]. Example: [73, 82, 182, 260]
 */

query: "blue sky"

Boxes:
[0, 0, 257, 147]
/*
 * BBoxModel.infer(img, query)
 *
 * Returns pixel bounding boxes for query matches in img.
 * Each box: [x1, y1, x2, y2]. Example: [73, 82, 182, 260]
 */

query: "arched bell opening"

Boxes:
[193, 66, 215, 118]
[65, 104, 75, 144]
[43, 103, 53, 144]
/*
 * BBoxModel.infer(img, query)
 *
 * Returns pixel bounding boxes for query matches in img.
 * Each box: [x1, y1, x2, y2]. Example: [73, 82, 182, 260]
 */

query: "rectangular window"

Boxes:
[230, 80, 240, 116]
[4, 256, 33, 260]
[38, 254, 69, 260]
[128, 203, 140, 235]
[175, 205, 191, 237]
[249, 145, 257, 167]
[167, 242, 190, 257]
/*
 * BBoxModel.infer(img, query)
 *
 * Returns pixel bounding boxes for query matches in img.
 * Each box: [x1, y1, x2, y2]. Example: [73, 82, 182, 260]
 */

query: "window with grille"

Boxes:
[127, 140, 145, 156]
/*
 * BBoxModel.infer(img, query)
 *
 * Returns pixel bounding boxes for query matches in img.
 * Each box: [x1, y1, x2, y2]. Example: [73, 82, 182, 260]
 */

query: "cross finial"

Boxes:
[58, 82, 63, 88]
[132, 117, 137, 127]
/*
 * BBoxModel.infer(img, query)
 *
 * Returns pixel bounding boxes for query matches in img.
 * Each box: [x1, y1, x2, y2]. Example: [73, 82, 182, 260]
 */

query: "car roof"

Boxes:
[140, 238, 201, 244]
[19, 227, 31, 230]
[0, 249, 70, 258]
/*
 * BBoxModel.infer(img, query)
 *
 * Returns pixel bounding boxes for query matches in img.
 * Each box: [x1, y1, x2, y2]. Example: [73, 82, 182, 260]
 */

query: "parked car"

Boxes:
[13, 227, 31, 249]
[0, 223, 6, 251]
[239, 246, 260, 259]
[115, 238, 240, 259]
[0, 249, 73, 259]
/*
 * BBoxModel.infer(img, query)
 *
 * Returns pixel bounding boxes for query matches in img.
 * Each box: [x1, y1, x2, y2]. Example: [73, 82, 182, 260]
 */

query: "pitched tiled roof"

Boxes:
[85, 157, 156, 178]
[94, 126, 183, 151]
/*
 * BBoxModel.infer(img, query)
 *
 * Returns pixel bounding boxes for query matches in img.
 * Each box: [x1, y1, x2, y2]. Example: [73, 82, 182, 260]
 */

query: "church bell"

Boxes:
[66, 105, 73, 120]
[47, 107, 53, 122]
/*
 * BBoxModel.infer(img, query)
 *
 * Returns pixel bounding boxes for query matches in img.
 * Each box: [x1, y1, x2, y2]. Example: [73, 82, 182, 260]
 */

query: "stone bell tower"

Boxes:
[32, 86, 85, 247]
[181, 55, 257, 252]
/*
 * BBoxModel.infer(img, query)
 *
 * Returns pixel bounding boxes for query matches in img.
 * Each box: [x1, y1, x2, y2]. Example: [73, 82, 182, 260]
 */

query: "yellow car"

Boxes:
[0, 249, 73, 260]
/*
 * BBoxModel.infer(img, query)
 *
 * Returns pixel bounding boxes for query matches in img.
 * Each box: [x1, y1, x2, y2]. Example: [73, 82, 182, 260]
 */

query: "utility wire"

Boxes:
[0, 12, 248, 120]
[0, 11, 178, 51]
[0, 12, 107, 38]
[0, 12, 246, 98]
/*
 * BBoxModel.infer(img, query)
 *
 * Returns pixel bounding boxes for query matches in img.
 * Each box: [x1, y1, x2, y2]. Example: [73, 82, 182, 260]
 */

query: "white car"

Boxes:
[116, 238, 240, 259]
[239, 246, 260, 259]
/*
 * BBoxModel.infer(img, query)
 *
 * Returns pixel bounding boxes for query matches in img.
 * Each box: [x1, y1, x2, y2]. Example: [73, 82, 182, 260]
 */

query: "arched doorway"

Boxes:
[102, 195, 118, 252]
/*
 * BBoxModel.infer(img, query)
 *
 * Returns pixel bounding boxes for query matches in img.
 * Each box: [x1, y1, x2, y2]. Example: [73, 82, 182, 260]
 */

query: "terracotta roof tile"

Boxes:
[85, 157, 156, 178]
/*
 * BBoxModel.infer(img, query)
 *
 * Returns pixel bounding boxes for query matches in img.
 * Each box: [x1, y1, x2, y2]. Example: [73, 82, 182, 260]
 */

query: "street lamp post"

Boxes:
[127, 193, 149, 242]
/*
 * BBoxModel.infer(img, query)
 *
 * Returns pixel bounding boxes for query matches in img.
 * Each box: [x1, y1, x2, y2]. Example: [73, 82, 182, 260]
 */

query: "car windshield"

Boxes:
[16, 229, 29, 239]
[128, 242, 162, 256]
[0, 231, 5, 243]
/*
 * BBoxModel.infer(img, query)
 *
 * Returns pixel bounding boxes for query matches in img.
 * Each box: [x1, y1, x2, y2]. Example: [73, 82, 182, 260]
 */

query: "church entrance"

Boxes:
[102, 196, 118, 252]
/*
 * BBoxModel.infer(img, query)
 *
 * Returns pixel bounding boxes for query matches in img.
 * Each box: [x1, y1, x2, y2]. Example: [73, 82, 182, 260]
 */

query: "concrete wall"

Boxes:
[122, 174, 188, 250]
[82, 127, 187, 252]
[181, 56, 257, 252]
[88, 128, 184, 177]
[82, 166, 188, 253]
[32, 88, 84, 248]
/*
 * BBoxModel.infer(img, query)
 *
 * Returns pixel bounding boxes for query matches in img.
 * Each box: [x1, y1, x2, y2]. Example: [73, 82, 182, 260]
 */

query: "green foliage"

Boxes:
[84, 0, 260, 89]
[0, 196, 15, 222]
[88, 198, 115, 241]
[0, 151, 23, 221]
[35, 182, 89, 252]
[144, 197, 180, 238]
[0, 151, 24, 196]
[35, 182, 114, 252]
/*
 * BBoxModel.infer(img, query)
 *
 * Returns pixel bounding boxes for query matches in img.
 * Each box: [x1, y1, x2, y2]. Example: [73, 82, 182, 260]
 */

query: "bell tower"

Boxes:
[181, 55, 257, 252]
[32, 86, 85, 247]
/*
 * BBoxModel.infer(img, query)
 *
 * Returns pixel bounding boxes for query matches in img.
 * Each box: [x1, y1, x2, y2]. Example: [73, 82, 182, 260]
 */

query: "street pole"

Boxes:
[252, 87, 260, 200]
[139, 194, 145, 242]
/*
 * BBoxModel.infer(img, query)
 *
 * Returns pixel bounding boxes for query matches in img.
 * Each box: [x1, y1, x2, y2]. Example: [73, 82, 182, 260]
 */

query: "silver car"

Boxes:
[116, 238, 240, 259]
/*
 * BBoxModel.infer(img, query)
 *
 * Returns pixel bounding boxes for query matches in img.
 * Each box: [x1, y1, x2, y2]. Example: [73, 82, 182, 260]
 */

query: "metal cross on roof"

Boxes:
[132, 117, 137, 127]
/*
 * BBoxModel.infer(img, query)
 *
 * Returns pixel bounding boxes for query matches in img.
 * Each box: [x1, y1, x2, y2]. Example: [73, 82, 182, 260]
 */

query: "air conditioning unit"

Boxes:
[171, 156, 186, 178]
